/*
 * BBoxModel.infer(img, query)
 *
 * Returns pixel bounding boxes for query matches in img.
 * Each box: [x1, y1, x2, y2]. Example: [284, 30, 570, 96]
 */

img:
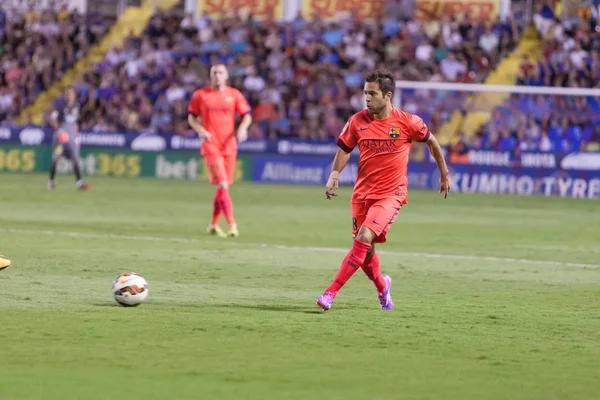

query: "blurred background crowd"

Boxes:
[1, 0, 599, 153]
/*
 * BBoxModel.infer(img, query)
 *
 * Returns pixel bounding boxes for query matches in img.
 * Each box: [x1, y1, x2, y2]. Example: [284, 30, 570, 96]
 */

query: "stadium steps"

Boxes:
[17, 0, 180, 126]
[437, 26, 543, 145]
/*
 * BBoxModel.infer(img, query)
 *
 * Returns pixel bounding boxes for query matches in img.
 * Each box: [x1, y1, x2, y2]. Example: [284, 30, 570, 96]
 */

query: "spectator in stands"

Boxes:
[0, 5, 107, 120]
[57, 9, 521, 140]
[29, 2, 595, 158]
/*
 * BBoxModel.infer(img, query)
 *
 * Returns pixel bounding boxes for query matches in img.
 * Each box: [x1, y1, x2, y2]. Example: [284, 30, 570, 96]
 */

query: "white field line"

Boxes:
[3, 228, 600, 269]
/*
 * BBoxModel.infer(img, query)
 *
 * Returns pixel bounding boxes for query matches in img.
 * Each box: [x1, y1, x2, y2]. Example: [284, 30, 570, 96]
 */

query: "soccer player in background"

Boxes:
[0, 254, 10, 271]
[47, 86, 89, 191]
[317, 69, 451, 311]
[188, 64, 252, 238]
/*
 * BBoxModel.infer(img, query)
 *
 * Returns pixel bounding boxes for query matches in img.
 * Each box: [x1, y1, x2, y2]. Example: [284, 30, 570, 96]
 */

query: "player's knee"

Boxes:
[356, 227, 376, 244]
[217, 181, 229, 189]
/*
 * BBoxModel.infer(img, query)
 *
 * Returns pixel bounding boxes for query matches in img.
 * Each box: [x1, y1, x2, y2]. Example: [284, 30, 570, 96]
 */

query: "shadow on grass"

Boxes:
[91, 301, 331, 314]
[91, 302, 130, 308]
[210, 303, 324, 314]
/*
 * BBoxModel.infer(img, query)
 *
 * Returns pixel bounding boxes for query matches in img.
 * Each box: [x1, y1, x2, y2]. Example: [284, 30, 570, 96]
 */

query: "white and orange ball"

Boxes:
[112, 272, 149, 307]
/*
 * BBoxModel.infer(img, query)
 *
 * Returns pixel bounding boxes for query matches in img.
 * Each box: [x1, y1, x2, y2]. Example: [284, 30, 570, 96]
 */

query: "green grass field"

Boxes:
[1, 173, 599, 400]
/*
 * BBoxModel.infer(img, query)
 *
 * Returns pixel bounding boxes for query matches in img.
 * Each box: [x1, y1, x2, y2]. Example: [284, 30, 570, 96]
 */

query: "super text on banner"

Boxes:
[301, 0, 498, 21]
[301, 0, 385, 20]
[416, 0, 499, 22]
[196, 0, 284, 20]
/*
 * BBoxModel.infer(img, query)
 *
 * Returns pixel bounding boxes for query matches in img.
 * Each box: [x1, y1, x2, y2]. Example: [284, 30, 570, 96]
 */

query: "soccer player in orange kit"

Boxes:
[317, 69, 451, 311]
[188, 64, 252, 237]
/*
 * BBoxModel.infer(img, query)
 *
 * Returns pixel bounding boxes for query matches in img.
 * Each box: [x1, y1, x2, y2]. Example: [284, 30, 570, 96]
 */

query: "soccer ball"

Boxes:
[112, 272, 149, 307]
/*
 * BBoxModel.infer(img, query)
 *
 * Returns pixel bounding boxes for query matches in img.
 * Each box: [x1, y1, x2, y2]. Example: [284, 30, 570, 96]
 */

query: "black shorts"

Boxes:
[52, 142, 77, 161]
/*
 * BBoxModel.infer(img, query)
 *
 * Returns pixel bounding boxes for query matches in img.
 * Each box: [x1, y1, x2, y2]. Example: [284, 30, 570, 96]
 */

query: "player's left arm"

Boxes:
[235, 90, 252, 143]
[237, 113, 252, 143]
[75, 107, 80, 136]
[425, 133, 451, 199]
[50, 110, 60, 130]
[409, 114, 451, 199]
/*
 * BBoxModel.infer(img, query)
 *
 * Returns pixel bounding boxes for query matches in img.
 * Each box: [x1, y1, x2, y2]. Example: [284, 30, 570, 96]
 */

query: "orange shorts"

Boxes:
[204, 153, 236, 185]
[352, 198, 403, 243]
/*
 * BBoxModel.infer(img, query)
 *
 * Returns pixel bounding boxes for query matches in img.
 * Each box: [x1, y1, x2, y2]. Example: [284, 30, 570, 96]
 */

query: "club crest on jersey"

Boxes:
[225, 96, 233, 103]
[388, 127, 401, 139]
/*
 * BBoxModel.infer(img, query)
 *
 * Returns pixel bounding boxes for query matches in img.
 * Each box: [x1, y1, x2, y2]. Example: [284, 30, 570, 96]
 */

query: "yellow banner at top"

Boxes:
[416, 0, 498, 22]
[301, 0, 385, 21]
[301, 0, 498, 22]
[196, 0, 284, 20]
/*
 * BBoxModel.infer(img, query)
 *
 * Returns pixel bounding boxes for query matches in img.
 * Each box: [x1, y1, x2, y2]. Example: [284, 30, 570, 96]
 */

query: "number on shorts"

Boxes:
[209, 163, 220, 180]
[352, 217, 358, 232]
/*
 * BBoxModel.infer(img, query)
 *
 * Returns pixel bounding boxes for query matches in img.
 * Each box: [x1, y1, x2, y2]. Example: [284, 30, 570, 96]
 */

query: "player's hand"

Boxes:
[236, 126, 248, 143]
[325, 171, 340, 200]
[197, 129, 211, 141]
[439, 174, 451, 199]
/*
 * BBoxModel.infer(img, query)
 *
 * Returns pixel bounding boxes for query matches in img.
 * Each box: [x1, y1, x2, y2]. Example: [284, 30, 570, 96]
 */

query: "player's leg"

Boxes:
[205, 154, 227, 237]
[360, 198, 403, 310]
[0, 254, 11, 271]
[222, 153, 238, 237]
[362, 243, 379, 282]
[49, 132, 69, 189]
[64, 144, 89, 191]
[316, 202, 376, 311]
[361, 245, 392, 310]
[48, 143, 64, 189]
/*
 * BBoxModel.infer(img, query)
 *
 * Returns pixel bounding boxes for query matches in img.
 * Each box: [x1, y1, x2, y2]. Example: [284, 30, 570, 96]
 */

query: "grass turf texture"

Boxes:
[1, 173, 599, 400]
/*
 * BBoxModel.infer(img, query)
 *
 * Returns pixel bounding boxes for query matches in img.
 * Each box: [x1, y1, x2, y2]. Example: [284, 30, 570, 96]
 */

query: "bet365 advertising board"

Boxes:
[1, 127, 599, 199]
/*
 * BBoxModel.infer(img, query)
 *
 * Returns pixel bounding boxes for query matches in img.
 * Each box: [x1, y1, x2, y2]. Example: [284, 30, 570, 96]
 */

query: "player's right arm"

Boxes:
[187, 90, 211, 140]
[187, 114, 211, 140]
[326, 117, 358, 200]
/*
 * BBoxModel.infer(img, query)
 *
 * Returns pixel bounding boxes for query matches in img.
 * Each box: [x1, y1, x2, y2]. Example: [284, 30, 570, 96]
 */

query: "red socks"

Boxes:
[325, 240, 388, 296]
[219, 187, 235, 226]
[361, 252, 387, 293]
[211, 189, 223, 225]
[326, 239, 371, 293]
[211, 187, 236, 226]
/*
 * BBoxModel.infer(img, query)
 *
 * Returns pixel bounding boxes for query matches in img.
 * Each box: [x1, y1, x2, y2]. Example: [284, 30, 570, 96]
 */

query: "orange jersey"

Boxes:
[188, 86, 251, 155]
[337, 106, 430, 203]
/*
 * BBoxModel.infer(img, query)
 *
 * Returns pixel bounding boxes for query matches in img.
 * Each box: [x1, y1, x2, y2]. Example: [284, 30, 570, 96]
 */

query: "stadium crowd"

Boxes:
[457, 0, 600, 154]
[44, 9, 521, 141]
[2, 0, 599, 154]
[0, 4, 108, 125]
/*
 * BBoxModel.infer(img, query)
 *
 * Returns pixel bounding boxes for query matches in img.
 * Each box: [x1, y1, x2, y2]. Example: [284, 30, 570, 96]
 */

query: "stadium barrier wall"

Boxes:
[0, 144, 253, 183]
[1, 127, 599, 199]
[252, 154, 600, 199]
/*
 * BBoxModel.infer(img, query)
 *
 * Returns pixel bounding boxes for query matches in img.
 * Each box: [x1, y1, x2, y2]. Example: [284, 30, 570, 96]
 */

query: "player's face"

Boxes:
[363, 82, 391, 114]
[210, 65, 229, 88]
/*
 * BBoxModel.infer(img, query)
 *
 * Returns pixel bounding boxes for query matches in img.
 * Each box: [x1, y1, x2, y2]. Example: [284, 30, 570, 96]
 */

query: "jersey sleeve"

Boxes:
[407, 114, 431, 142]
[188, 90, 203, 117]
[336, 116, 358, 153]
[235, 89, 251, 116]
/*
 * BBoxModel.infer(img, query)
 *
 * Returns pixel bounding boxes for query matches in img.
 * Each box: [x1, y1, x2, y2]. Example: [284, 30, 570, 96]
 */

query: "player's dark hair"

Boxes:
[365, 69, 395, 97]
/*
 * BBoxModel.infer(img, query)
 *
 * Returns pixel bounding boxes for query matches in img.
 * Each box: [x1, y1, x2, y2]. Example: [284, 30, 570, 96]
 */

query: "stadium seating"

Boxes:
[48, 11, 522, 139]
[463, 2, 600, 153]
[6, 2, 598, 153]
[0, 6, 109, 126]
